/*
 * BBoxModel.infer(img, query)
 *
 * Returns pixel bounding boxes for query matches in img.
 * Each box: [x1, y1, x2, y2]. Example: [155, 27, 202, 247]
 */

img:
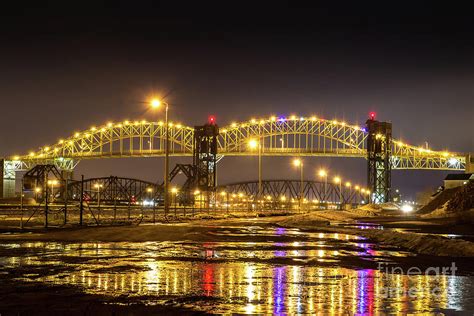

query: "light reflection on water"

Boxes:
[28, 260, 468, 314]
[1, 227, 473, 314]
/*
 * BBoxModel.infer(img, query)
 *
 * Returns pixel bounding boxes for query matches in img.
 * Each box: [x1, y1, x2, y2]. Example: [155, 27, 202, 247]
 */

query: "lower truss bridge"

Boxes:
[218, 179, 369, 206]
[66, 176, 162, 203]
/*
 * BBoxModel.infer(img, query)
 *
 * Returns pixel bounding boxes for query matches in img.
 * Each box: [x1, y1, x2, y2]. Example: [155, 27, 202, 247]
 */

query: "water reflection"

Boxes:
[1, 228, 473, 314]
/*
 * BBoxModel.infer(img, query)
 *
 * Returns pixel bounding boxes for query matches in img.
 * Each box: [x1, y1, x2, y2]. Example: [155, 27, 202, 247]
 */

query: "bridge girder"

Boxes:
[66, 176, 162, 202]
[3, 116, 466, 172]
[218, 179, 368, 204]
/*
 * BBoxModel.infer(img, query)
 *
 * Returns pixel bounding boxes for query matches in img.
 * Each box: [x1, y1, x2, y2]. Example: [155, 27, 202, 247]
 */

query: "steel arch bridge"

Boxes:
[2, 114, 469, 201]
[218, 179, 368, 204]
[5, 115, 467, 169]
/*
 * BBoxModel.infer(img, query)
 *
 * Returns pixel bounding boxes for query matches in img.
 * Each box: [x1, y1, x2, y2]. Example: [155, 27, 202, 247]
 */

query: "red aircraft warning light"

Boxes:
[208, 115, 216, 125]
[369, 112, 376, 120]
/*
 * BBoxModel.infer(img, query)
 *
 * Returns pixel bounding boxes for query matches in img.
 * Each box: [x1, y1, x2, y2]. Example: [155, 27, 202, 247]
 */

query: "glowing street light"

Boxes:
[293, 158, 304, 212]
[171, 187, 179, 214]
[333, 176, 342, 205]
[248, 138, 258, 149]
[150, 98, 170, 216]
[318, 169, 328, 201]
[93, 183, 104, 216]
[47, 179, 59, 202]
[34, 187, 41, 201]
[151, 99, 161, 108]
[401, 204, 413, 213]
[248, 138, 262, 201]
[345, 182, 352, 203]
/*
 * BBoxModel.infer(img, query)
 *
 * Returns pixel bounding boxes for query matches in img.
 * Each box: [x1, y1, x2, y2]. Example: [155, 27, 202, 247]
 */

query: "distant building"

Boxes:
[443, 173, 473, 189]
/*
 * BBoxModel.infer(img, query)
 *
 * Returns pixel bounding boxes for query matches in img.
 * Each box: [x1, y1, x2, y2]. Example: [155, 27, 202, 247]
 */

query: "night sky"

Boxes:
[1, 2, 473, 199]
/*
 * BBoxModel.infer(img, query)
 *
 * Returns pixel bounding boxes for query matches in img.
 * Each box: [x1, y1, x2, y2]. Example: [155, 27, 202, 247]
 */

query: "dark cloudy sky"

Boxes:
[0, 2, 473, 198]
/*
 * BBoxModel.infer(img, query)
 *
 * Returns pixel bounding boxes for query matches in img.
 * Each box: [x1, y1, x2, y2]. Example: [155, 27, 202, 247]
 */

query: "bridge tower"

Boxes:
[366, 113, 392, 203]
[193, 117, 219, 192]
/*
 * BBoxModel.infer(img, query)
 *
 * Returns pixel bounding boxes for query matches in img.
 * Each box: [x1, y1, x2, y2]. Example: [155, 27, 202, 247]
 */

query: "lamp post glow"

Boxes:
[355, 185, 360, 203]
[345, 182, 351, 203]
[171, 187, 178, 216]
[333, 176, 342, 206]
[248, 138, 262, 201]
[318, 169, 328, 202]
[93, 183, 103, 221]
[293, 158, 304, 212]
[47, 179, 59, 202]
[150, 98, 170, 217]
[34, 187, 41, 201]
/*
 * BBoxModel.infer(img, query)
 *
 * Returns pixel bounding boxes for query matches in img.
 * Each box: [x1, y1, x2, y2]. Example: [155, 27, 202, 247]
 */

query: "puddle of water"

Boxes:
[0, 226, 473, 314]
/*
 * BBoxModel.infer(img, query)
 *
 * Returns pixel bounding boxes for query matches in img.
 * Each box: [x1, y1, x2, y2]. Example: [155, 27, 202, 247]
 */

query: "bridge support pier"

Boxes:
[366, 117, 392, 203]
[193, 122, 219, 207]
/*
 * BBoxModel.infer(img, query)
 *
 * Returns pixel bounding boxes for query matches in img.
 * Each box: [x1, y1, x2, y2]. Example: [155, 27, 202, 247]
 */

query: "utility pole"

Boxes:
[79, 175, 84, 226]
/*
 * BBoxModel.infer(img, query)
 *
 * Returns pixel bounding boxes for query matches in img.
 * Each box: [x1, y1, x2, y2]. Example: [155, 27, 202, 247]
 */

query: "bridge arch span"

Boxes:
[5, 114, 466, 171]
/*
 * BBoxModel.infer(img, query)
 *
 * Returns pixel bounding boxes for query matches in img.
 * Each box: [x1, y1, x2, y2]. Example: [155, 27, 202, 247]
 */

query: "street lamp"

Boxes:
[318, 169, 328, 202]
[171, 187, 178, 216]
[333, 176, 342, 206]
[93, 183, 103, 220]
[220, 191, 229, 213]
[345, 182, 351, 204]
[146, 187, 155, 223]
[194, 189, 201, 212]
[150, 98, 170, 217]
[248, 138, 262, 200]
[354, 185, 360, 203]
[47, 179, 59, 202]
[293, 158, 304, 212]
[34, 187, 41, 201]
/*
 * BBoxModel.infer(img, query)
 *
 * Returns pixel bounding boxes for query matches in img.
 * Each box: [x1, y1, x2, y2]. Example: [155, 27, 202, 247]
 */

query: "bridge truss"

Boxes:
[2, 115, 468, 200]
[66, 176, 162, 202]
[6, 116, 466, 169]
[218, 179, 370, 205]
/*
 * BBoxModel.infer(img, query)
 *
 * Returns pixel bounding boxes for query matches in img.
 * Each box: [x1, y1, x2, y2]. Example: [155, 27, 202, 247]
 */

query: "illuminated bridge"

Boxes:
[1, 114, 470, 202]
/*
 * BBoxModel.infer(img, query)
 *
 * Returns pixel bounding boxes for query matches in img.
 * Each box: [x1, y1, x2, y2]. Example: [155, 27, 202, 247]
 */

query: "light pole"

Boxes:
[345, 182, 351, 205]
[194, 189, 200, 215]
[171, 187, 178, 216]
[93, 183, 103, 222]
[147, 187, 155, 222]
[47, 180, 58, 203]
[34, 187, 41, 202]
[354, 185, 360, 203]
[334, 176, 342, 207]
[318, 169, 328, 202]
[248, 138, 262, 200]
[220, 191, 227, 214]
[151, 98, 170, 217]
[293, 159, 304, 212]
